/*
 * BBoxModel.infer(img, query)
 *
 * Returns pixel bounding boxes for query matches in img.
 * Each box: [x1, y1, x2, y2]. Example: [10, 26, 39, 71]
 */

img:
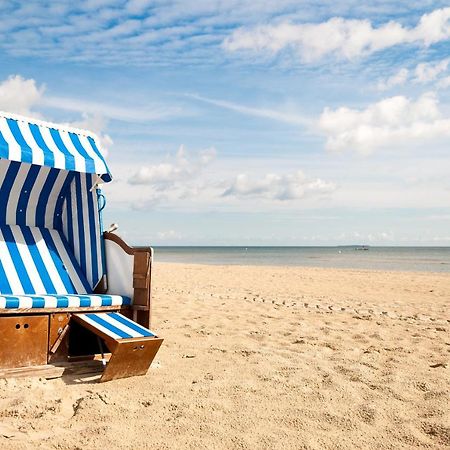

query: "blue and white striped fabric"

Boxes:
[0, 112, 112, 302]
[0, 160, 105, 290]
[77, 312, 155, 339]
[61, 173, 103, 288]
[0, 112, 111, 181]
[0, 294, 131, 309]
[0, 224, 93, 295]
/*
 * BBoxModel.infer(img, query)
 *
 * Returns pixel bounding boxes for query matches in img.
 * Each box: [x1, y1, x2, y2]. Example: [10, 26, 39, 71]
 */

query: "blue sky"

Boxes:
[0, 1, 449, 245]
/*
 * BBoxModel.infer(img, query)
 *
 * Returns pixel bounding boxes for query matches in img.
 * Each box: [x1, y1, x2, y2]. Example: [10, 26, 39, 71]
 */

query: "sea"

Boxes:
[153, 246, 450, 273]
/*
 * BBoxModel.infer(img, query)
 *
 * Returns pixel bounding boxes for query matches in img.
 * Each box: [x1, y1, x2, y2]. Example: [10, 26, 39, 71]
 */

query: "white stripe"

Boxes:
[6, 163, 28, 224]
[10, 226, 46, 294]
[110, 296, 123, 306]
[0, 229, 24, 294]
[39, 127, 68, 171]
[48, 229, 86, 293]
[19, 296, 33, 309]
[60, 131, 87, 173]
[0, 118, 21, 161]
[101, 313, 142, 338]
[67, 295, 81, 307]
[79, 313, 122, 339]
[113, 312, 153, 335]
[43, 295, 57, 308]
[17, 121, 45, 166]
[43, 169, 68, 228]
[25, 165, 50, 226]
[0, 297, 6, 308]
[88, 295, 102, 307]
[29, 227, 68, 294]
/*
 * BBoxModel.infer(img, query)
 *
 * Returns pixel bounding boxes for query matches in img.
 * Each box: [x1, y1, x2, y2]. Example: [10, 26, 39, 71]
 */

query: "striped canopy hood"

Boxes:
[0, 112, 112, 292]
[0, 111, 111, 181]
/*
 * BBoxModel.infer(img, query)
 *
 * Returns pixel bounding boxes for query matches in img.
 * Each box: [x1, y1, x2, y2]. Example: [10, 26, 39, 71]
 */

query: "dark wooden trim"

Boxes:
[104, 232, 152, 255]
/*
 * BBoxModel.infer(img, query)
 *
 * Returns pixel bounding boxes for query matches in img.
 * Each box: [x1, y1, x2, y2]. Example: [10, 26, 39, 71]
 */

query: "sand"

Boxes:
[0, 263, 449, 449]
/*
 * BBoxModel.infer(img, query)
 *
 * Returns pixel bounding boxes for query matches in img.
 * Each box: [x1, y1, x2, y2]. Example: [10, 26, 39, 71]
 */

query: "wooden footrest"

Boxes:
[73, 312, 163, 382]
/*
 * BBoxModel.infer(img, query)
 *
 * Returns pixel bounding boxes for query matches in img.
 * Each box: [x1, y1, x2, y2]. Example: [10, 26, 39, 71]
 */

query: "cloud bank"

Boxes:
[318, 92, 450, 154]
[223, 171, 336, 200]
[224, 8, 450, 62]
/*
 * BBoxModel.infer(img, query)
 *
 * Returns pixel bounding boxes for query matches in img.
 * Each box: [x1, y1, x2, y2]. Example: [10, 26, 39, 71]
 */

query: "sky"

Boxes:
[0, 0, 449, 246]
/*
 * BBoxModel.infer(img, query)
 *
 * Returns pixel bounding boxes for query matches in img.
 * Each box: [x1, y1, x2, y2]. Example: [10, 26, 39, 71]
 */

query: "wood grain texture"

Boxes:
[0, 315, 48, 368]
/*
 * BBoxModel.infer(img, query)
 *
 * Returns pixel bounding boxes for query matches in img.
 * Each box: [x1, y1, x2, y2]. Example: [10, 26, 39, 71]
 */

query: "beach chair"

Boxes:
[0, 112, 163, 381]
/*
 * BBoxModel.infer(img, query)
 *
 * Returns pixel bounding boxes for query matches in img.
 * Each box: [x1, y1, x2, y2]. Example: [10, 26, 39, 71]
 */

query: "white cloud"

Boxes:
[0, 75, 45, 116]
[42, 95, 181, 123]
[377, 68, 409, 91]
[377, 58, 450, 90]
[128, 145, 216, 187]
[223, 7, 450, 62]
[414, 58, 449, 82]
[187, 93, 311, 126]
[68, 113, 113, 157]
[223, 171, 336, 200]
[0, 74, 115, 154]
[437, 76, 450, 89]
[318, 92, 450, 154]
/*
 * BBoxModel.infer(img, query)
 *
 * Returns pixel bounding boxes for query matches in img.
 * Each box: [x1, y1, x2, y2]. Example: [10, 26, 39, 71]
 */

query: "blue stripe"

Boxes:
[20, 226, 56, 294]
[40, 227, 77, 294]
[109, 312, 154, 337]
[49, 128, 76, 171]
[69, 134, 95, 173]
[6, 119, 33, 164]
[36, 168, 59, 228]
[0, 258, 12, 294]
[0, 129, 10, 159]
[101, 295, 112, 306]
[87, 138, 111, 182]
[56, 297, 69, 308]
[87, 314, 132, 339]
[78, 295, 93, 307]
[66, 186, 74, 248]
[57, 230, 93, 294]
[31, 296, 46, 308]
[86, 175, 99, 285]
[5, 298, 20, 308]
[16, 164, 40, 226]
[122, 297, 132, 306]
[74, 173, 87, 277]
[29, 123, 55, 167]
[1, 225, 34, 294]
[0, 161, 20, 225]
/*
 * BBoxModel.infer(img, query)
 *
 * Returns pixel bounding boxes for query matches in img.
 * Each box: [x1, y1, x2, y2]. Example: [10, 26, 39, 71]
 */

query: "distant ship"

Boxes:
[354, 245, 370, 251]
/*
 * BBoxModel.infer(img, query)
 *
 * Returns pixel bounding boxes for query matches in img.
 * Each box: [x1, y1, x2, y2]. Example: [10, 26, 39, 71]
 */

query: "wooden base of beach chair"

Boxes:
[100, 337, 163, 382]
[73, 312, 163, 382]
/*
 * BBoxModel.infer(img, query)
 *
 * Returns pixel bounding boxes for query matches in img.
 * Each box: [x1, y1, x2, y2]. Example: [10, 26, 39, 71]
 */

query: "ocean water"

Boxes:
[153, 246, 450, 273]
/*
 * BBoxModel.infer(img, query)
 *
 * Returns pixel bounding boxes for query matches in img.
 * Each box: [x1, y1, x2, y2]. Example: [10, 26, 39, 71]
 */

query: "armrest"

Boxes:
[103, 232, 154, 328]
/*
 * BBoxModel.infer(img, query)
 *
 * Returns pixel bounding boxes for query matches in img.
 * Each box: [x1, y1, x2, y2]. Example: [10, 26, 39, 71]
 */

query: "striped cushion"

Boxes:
[0, 294, 131, 309]
[77, 312, 154, 339]
[0, 224, 91, 295]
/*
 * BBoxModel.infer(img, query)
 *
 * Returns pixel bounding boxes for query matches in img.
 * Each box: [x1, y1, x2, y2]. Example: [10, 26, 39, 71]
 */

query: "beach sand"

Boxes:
[0, 263, 449, 449]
